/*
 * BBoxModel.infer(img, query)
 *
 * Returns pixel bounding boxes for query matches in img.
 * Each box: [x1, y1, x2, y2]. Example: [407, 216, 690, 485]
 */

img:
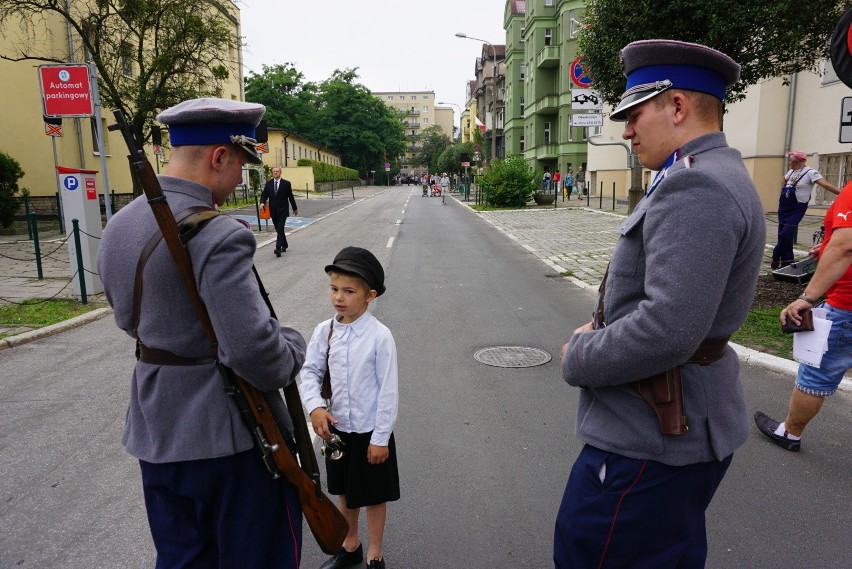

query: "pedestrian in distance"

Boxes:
[299, 247, 400, 569]
[543, 169, 552, 193]
[553, 169, 562, 200]
[770, 151, 840, 269]
[564, 168, 574, 200]
[440, 172, 450, 204]
[575, 166, 586, 199]
[755, 180, 852, 451]
[260, 165, 298, 257]
[556, 40, 765, 568]
[98, 98, 307, 568]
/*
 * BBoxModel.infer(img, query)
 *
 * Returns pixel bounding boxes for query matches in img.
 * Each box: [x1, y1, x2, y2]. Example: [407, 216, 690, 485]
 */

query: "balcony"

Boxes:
[536, 144, 559, 160]
[536, 45, 559, 68]
[407, 109, 420, 116]
[410, 122, 421, 128]
[539, 94, 559, 114]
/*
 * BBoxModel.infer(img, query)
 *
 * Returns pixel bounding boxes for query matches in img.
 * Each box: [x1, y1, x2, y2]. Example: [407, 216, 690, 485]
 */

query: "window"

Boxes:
[569, 10, 578, 38]
[389, 96, 394, 100]
[90, 117, 109, 155]
[520, 97, 525, 117]
[400, 95, 405, 100]
[545, 28, 553, 46]
[423, 95, 428, 99]
[520, 63, 525, 80]
[424, 118, 429, 124]
[544, 121, 551, 145]
[120, 41, 133, 78]
[520, 135, 525, 152]
[545, 0, 553, 5]
[520, 26, 525, 42]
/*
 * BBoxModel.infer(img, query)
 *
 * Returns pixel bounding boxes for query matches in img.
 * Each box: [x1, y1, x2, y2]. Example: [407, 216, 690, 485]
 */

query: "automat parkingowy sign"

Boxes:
[38, 64, 94, 118]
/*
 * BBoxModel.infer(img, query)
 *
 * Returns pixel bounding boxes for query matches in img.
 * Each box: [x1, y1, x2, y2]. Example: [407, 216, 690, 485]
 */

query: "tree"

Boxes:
[578, 0, 847, 107]
[0, 0, 241, 148]
[478, 154, 541, 208]
[415, 125, 452, 173]
[0, 151, 24, 229]
[436, 141, 473, 176]
[312, 69, 406, 178]
[244, 63, 319, 138]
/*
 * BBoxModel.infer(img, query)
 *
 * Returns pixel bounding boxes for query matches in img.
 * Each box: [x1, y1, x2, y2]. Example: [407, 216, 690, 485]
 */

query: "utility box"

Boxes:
[56, 166, 103, 295]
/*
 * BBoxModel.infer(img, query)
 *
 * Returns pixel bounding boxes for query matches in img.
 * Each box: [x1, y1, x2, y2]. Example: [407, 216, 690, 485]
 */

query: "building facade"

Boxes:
[373, 90, 454, 176]
[0, 0, 244, 205]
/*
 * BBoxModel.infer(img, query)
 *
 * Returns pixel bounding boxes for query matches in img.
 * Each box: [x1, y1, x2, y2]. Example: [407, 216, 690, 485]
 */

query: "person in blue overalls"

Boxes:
[771, 151, 839, 269]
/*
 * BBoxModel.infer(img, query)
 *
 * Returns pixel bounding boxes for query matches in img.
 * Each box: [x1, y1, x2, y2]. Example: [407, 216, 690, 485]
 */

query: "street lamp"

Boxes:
[455, 32, 498, 166]
[437, 101, 462, 140]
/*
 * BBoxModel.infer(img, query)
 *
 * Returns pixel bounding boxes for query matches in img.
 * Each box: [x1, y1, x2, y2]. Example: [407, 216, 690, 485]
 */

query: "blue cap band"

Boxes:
[168, 122, 256, 146]
[626, 64, 726, 101]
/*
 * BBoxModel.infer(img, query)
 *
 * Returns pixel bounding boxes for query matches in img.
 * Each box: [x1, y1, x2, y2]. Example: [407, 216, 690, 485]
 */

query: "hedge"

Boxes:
[296, 159, 360, 183]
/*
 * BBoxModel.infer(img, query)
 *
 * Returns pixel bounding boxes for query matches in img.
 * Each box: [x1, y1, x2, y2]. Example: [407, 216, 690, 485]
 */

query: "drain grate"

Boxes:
[474, 346, 552, 368]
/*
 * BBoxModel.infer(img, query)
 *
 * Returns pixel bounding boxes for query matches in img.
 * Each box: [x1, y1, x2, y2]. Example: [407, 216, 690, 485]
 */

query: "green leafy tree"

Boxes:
[312, 69, 406, 178]
[436, 141, 473, 176]
[244, 63, 319, 138]
[415, 125, 452, 173]
[478, 154, 541, 208]
[0, 151, 24, 228]
[579, 0, 847, 106]
[0, 0, 241, 150]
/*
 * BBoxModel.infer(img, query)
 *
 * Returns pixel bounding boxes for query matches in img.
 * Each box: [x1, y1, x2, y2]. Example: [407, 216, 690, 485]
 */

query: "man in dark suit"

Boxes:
[260, 166, 298, 256]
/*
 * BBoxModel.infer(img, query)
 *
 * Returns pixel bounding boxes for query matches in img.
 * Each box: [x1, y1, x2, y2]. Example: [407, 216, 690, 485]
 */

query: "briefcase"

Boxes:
[771, 258, 817, 285]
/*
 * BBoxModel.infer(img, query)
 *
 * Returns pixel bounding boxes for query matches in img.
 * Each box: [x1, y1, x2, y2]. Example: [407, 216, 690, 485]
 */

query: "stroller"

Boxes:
[431, 183, 441, 197]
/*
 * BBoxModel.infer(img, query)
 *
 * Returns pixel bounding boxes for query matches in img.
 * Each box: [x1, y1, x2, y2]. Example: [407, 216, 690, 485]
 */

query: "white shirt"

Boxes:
[784, 167, 822, 203]
[299, 311, 399, 446]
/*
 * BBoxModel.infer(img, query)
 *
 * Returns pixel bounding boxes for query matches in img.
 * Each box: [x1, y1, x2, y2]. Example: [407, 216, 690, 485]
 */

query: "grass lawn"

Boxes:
[731, 305, 793, 359]
[0, 299, 104, 339]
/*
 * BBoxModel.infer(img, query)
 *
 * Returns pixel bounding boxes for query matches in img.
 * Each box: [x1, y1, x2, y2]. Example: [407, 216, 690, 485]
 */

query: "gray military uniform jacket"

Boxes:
[562, 132, 765, 466]
[98, 175, 306, 464]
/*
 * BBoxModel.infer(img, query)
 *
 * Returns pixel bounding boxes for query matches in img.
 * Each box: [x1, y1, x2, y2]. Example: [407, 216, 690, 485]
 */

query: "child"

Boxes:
[299, 247, 400, 569]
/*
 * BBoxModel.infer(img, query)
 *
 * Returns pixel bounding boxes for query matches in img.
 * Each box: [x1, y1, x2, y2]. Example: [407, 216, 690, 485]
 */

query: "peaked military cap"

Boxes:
[610, 39, 740, 121]
[157, 98, 266, 164]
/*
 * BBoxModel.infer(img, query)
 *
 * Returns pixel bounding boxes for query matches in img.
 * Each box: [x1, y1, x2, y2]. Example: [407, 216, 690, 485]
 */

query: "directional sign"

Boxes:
[571, 89, 603, 110]
[569, 56, 593, 88]
[571, 113, 604, 128]
[839, 97, 852, 143]
[38, 64, 93, 117]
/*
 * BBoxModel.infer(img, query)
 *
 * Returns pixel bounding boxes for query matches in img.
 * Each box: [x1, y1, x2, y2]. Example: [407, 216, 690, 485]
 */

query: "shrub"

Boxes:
[296, 159, 359, 183]
[477, 154, 541, 207]
[0, 151, 24, 228]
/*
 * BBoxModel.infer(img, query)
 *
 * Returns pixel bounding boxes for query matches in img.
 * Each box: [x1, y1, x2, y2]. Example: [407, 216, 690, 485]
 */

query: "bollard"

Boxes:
[71, 219, 88, 305]
[351, 185, 355, 199]
[254, 193, 262, 232]
[55, 192, 64, 234]
[29, 212, 43, 280]
[612, 183, 616, 212]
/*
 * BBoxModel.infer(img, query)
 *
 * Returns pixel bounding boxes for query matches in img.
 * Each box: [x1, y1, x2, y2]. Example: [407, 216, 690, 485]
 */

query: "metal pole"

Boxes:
[55, 192, 64, 233]
[24, 194, 32, 240]
[72, 218, 87, 304]
[30, 213, 43, 280]
[87, 62, 113, 221]
[254, 192, 261, 232]
[612, 183, 616, 211]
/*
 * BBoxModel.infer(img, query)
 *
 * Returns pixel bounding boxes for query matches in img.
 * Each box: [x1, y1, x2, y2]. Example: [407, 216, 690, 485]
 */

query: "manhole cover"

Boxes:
[474, 346, 552, 368]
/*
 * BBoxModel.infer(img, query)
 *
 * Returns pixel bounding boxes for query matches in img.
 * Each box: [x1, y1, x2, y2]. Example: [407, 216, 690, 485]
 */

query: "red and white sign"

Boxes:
[85, 177, 97, 200]
[44, 122, 63, 137]
[38, 64, 94, 117]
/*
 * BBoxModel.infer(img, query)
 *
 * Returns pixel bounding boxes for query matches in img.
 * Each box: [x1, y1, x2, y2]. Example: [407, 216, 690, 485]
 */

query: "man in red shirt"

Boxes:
[755, 181, 852, 451]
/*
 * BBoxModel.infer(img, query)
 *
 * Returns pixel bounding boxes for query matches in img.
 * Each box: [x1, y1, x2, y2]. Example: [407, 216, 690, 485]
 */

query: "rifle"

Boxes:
[108, 110, 347, 554]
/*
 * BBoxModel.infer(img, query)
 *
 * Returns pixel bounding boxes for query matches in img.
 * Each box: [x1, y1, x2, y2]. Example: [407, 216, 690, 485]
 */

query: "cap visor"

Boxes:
[236, 142, 263, 165]
[610, 88, 669, 121]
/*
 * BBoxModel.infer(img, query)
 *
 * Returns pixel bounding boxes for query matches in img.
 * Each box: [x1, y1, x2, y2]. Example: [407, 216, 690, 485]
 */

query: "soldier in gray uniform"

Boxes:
[98, 98, 306, 568]
[555, 41, 765, 568]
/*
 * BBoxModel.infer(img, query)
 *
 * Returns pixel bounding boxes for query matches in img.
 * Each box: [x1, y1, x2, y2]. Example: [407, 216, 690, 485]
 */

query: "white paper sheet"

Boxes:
[793, 309, 831, 368]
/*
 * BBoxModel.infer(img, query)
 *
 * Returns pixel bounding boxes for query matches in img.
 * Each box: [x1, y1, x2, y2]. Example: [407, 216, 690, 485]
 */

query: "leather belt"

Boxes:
[136, 341, 215, 366]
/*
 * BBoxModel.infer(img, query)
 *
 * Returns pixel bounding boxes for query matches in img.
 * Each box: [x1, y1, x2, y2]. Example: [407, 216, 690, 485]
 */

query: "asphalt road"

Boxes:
[1, 188, 850, 568]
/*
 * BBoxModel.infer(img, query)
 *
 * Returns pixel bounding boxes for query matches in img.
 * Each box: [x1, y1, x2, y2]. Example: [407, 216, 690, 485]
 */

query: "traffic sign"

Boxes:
[44, 122, 63, 137]
[570, 114, 604, 127]
[38, 64, 94, 117]
[839, 97, 852, 143]
[830, 8, 852, 89]
[569, 56, 593, 88]
[571, 89, 603, 110]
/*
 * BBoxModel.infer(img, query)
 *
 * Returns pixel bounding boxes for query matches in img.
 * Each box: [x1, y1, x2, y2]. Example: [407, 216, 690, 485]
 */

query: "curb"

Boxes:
[0, 307, 113, 350]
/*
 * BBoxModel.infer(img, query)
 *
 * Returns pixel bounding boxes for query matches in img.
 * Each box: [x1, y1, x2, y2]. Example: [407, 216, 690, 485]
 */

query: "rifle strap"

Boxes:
[320, 320, 334, 400]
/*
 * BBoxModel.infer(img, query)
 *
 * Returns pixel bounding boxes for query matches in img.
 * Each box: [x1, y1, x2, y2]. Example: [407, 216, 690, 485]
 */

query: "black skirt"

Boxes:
[325, 429, 400, 509]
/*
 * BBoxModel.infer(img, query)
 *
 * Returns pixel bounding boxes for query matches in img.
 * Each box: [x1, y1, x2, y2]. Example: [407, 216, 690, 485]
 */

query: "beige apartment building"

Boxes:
[586, 61, 852, 214]
[373, 90, 454, 176]
[0, 0, 244, 210]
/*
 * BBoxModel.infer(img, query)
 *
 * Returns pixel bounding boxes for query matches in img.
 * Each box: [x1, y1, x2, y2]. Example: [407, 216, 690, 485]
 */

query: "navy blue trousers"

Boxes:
[773, 193, 809, 265]
[554, 445, 732, 569]
[140, 450, 302, 569]
[272, 213, 289, 251]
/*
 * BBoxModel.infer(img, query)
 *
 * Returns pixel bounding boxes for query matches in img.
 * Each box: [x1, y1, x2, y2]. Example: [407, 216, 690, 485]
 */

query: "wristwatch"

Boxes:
[798, 293, 817, 305]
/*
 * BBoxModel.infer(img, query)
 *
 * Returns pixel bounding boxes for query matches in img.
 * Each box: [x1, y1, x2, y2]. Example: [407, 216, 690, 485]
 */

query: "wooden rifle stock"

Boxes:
[108, 110, 347, 554]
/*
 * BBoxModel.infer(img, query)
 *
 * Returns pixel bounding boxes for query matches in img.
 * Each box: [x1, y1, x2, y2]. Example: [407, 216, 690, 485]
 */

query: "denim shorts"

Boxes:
[796, 302, 852, 397]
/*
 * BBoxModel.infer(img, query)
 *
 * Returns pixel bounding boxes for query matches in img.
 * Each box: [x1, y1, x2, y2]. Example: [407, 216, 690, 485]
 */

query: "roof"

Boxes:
[510, 0, 525, 15]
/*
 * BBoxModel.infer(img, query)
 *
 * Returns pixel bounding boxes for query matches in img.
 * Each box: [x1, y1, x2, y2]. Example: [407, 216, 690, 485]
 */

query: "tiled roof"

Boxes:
[511, 0, 525, 15]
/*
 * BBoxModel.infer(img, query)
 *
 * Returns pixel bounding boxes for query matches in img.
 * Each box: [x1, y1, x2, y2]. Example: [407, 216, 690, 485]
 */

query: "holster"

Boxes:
[633, 337, 730, 436]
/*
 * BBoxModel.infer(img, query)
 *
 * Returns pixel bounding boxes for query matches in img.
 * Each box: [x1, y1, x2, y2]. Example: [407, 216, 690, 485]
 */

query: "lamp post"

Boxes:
[455, 32, 497, 166]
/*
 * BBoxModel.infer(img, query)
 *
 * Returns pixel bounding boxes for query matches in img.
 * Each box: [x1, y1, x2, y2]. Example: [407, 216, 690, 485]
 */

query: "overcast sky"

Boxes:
[238, 0, 506, 119]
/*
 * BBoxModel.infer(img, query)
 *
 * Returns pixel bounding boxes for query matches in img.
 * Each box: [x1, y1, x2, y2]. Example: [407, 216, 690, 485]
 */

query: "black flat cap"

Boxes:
[325, 247, 386, 296]
[610, 39, 740, 121]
